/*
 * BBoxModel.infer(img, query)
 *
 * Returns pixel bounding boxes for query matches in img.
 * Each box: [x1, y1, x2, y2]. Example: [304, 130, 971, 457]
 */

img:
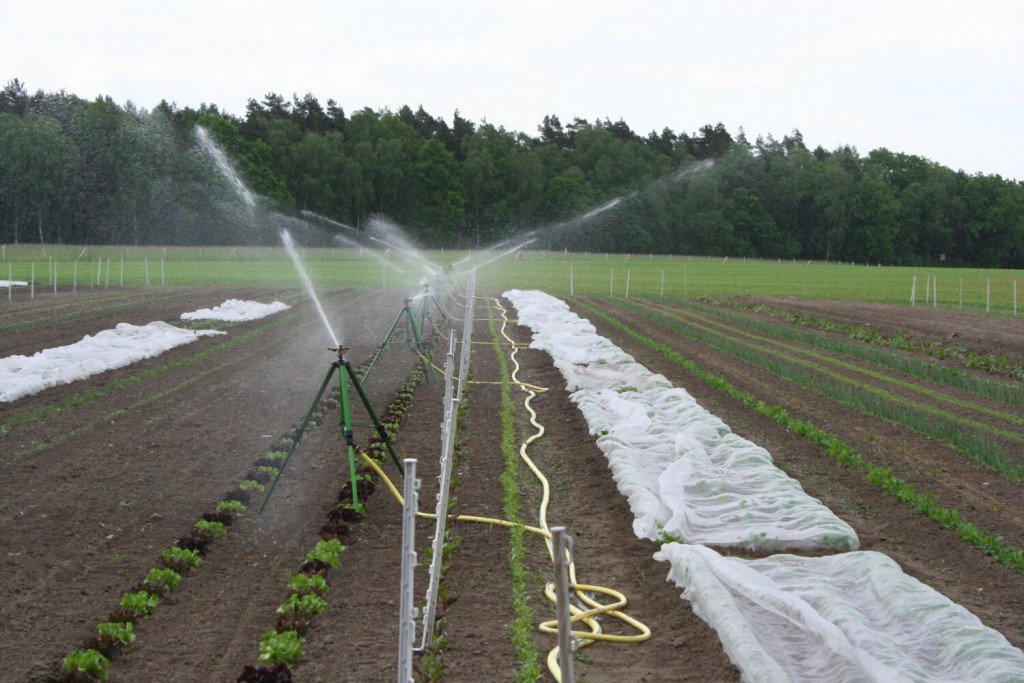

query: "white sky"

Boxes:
[2, 0, 1022, 179]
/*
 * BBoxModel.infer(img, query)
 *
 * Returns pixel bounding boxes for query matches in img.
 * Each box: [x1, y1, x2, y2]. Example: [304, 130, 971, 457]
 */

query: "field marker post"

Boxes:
[53, 262, 58, 294]
[120, 257, 124, 287]
[987, 278, 991, 312]
[72, 261, 77, 293]
[959, 278, 963, 309]
[910, 275, 917, 306]
[925, 276, 930, 304]
[1014, 280, 1018, 317]
[105, 258, 110, 288]
[551, 527, 577, 683]
[610, 268, 614, 296]
[933, 277, 938, 308]
[160, 258, 165, 286]
[660, 270, 665, 299]
[145, 257, 150, 287]
[31, 262, 34, 299]
[569, 264, 574, 296]
[6, 263, 10, 301]
[625, 269, 631, 299]
[420, 334, 458, 650]
[397, 458, 419, 683]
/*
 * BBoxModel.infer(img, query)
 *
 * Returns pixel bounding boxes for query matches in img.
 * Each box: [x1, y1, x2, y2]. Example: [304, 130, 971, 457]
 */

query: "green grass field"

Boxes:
[2, 244, 1021, 314]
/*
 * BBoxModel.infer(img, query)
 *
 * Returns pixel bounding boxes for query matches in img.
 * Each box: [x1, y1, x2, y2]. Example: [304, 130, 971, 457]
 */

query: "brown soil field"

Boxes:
[2, 284, 1022, 682]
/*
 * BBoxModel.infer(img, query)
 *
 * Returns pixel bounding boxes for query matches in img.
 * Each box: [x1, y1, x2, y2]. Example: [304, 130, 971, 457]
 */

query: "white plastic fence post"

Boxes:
[120, 257, 124, 287]
[421, 334, 459, 648]
[610, 268, 614, 296]
[551, 527, 576, 683]
[72, 260, 77, 293]
[625, 269, 631, 299]
[105, 258, 110, 288]
[53, 262, 58, 294]
[1014, 280, 1018, 317]
[959, 278, 963, 310]
[987, 278, 991, 313]
[569, 264, 574, 296]
[145, 257, 150, 287]
[933, 276, 938, 308]
[161, 258, 165, 286]
[910, 275, 917, 306]
[397, 458, 419, 683]
[6, 263, 10, 301]
[30, 262, 35, 299]
[660, 270, 665, 299]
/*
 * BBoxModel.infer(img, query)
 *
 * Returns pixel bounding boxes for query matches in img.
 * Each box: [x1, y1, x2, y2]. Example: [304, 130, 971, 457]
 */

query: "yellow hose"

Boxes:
[494, 298, 650, 679]
[366, 299, 650, 681]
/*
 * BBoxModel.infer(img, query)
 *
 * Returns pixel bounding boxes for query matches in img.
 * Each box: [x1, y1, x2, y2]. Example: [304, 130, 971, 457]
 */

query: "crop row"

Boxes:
[575, 300, 1024, 576]
[737, 299, 1024, 381]
[55, 332, 430, 681]
[609, 297, 1024, 483]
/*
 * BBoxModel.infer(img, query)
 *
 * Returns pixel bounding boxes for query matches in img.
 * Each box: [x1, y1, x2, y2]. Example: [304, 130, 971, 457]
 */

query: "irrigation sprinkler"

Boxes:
[363, 297, 438, 384]
[412, 280, 449, 335]
[258, 345, 404, 514]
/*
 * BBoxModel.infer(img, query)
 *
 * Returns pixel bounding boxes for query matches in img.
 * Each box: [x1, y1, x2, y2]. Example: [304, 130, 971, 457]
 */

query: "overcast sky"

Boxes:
[3, 1, 1022, 179]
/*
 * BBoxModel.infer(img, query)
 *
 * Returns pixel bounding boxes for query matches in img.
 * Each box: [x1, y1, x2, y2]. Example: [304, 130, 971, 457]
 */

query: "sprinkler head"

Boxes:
[329, 345, 350, 361]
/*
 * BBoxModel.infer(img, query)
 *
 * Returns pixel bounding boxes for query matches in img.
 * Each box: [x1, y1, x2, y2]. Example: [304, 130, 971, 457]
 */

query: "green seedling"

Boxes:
[257, 629, 304, 666]
[162, 546, 203, 569]
[265, 450, 288, 460]
[240, 479, 266, 493]
[276, 592, 328, 616]
[217, 499, 246, 515]
[194, 519, 227, 538]
[97, 621, 136, 646]
[304, 539, 345, 568]
[256, 465, 280, 476]
[144, 567, 182, 591]
[120, 590, 160, 616]
[62, 649, 110, 680]
[287, 574, 329, 596]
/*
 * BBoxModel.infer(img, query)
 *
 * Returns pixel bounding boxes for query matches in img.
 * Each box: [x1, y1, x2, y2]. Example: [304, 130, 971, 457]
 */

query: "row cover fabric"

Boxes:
[657, 543, 1024, 682]
[180, 298, 289, 322]
[0, 321, 224, 402]
[505, 289, 858, 551]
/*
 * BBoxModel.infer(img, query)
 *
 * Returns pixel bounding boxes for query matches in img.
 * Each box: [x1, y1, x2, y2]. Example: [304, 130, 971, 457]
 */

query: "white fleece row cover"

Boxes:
[180, 298, 290, 322]
[505, 289, 858, 551]
[657, 543, 1024, 682]
[0, 321, 224, 403]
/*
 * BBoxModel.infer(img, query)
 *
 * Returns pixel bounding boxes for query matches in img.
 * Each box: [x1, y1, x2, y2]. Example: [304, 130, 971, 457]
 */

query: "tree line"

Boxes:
[1, 78, 1022, 267]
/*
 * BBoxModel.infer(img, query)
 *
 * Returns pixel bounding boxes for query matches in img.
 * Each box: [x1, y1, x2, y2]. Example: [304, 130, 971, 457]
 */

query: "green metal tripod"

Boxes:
[259, 346, 403, 514]
[363, 298, 438, 384]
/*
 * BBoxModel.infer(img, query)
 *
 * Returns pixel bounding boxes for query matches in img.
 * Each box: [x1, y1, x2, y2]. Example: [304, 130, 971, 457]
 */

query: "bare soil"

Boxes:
[1, 286, 1022, 682]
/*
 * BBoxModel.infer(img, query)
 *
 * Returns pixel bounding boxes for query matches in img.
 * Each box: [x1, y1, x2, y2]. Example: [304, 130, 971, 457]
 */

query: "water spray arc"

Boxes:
[260, 230, 409, 515]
